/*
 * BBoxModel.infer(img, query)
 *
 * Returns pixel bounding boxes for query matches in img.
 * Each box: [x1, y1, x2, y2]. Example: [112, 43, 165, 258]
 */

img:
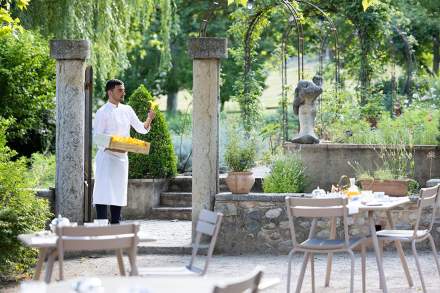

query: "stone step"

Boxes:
[160, 192, 192, 207]
[150, 207, 192, 220]
[167, 176, 192, 192]
[167, 175, 264, 193]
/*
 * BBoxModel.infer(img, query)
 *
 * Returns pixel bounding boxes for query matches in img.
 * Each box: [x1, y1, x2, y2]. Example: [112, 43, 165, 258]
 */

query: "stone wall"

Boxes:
[284, 143, 440, 192]
[36, 179, 168, 220]
[214, 193, 440, 255]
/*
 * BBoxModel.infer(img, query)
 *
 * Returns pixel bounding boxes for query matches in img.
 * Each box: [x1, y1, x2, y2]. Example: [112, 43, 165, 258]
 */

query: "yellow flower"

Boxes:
[111, 136, 147, 147]
[150, 101, 159, 111]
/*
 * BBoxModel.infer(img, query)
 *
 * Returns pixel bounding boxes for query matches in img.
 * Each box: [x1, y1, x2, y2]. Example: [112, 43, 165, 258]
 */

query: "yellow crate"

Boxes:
[109, 136, 150, 154]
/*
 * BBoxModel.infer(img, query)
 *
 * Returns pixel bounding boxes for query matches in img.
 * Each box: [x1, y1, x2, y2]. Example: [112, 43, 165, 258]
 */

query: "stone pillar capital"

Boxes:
[50, 40, 91, 60]
[188, 37, 228, 59]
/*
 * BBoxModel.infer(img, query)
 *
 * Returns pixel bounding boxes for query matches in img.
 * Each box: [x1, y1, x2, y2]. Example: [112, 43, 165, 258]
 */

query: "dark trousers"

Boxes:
[95, 204, 122, 224]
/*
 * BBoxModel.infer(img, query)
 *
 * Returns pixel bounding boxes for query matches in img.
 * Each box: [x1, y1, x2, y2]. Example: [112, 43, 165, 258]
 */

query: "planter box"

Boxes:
[359, 179, 409, 197]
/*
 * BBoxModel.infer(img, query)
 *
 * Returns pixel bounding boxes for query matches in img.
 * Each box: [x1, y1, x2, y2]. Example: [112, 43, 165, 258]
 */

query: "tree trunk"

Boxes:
[166, 90, 178, 114]
[433, 32, 440, 76]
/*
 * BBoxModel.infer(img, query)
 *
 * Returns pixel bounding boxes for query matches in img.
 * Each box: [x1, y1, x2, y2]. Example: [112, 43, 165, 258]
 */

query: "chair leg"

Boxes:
[286, 249, 296, 293]
[428, 234, 440, 277]
[295, 252, 310, 293]
[310, 253, 315, 293]
[361, 244, 366, 293]
[128, 247, 138, 276]
[378, 239, 384, 290]
[348, 250, 355, 293]
[412, 241, 427, 293]
[116, 249, 126, 276]
[324, 253, 333, 287]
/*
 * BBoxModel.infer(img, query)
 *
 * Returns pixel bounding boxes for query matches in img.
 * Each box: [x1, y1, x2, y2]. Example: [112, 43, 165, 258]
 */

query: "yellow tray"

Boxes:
[94, 134, 150, 154]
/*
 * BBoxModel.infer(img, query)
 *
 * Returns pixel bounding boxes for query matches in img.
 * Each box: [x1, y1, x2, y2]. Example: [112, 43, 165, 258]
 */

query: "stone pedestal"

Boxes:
[188, 37, 227, 238]
[50, 40, 90, 223]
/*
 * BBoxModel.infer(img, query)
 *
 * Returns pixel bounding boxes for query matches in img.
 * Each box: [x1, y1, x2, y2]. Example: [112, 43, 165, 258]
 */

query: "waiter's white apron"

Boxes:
[92, 149, 128, 206]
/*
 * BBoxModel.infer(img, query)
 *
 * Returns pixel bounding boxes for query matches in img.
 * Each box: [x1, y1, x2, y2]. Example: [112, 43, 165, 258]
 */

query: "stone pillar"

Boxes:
[188, 37, 227, 237]
[50, 40, 90, 223]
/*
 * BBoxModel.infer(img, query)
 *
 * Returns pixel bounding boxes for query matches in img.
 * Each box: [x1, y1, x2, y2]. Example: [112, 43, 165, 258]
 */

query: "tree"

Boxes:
[395, 0, 440, 76]
[0, 30, 56, 156]
[0, 0, 28, 36]
[18, 0, 173, 97]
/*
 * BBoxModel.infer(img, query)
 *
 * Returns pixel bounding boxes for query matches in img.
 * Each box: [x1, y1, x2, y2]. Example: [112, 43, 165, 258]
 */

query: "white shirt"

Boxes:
[93, 102, 149, 139]
[92, 102, 150, 206]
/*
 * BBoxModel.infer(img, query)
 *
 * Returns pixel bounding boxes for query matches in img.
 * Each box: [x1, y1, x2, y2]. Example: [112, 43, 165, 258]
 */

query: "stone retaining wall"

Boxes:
[35, 179, 168, 220]
[284, 143, 440, 192]
[214, 193, 440, 255]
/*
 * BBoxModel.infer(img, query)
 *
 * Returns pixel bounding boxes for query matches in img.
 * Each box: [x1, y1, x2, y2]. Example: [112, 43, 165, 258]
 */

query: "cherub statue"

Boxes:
[291, 75, 323, 144]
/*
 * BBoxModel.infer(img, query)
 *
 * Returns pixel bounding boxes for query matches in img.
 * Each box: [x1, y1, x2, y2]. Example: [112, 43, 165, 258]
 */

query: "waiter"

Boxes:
[92, 79, 155, 224]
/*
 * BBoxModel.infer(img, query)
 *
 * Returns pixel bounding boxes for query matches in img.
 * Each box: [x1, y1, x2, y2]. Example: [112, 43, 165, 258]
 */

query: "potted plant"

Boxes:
[348, 144, 418, 196]
[224, 132, 257, 194]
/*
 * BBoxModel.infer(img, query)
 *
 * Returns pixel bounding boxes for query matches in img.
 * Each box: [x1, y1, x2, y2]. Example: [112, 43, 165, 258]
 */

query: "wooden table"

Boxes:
[45, 275, 280, 293]
[295, 197, 411, 293]
[18, 231, 156, 282]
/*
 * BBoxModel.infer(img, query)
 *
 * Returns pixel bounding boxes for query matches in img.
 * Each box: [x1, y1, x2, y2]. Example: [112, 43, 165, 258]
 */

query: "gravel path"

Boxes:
[3, 220, 440, 292]
[3, 251, 440, 292]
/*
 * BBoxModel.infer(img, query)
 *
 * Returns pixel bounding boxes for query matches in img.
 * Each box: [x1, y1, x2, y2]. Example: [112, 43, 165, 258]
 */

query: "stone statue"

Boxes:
[292, 76, 323, 144]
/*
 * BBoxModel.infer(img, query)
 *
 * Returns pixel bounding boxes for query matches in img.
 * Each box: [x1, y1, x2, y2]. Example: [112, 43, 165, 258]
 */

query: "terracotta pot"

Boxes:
[359, 179, 410, 197]
[225, 171, 255, 194]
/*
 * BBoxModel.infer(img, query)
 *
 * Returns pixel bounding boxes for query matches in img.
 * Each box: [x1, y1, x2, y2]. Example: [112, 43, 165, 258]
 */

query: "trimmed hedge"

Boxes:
[127, 85, 177, 178]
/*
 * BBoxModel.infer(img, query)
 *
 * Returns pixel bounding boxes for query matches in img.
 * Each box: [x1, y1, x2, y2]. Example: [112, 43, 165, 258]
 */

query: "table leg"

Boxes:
[386, 211, 413, 287]
[44, 249, 57, 283]
[295, 252, 310, 293]
[368, 211, 388, 292]
[33, 248, 48, 280]
[325, 217, 337, 287]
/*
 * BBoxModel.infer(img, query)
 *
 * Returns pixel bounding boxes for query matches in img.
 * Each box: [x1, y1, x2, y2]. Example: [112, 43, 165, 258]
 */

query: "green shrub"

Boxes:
[263, 154, 307, 193]
[27, 153, 56, 189]
[224, 130, 256, 172]
[0, 30, 56, 157]
[127, 85, 177, 178]
[0, 119, 52, 281]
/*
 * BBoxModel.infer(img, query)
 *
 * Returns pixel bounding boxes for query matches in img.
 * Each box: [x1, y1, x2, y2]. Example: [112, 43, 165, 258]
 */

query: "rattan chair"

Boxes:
[376, 184, 440, 293]
[285, 197, 366, 293]
[212, 266, 264, 293]
[138, 209, 223, 276]
[46, 223, 140, 282]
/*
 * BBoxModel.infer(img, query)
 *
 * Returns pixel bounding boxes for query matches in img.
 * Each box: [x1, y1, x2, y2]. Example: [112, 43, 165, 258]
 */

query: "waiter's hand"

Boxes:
[144, 109, 156, 130]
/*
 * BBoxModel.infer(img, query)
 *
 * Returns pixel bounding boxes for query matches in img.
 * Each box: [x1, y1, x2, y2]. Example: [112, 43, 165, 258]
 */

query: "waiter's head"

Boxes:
[106, 79, 125, 104]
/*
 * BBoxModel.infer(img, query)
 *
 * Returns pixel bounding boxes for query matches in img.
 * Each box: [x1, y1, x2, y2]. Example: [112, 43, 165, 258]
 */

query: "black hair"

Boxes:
[105, 79, 124, 92]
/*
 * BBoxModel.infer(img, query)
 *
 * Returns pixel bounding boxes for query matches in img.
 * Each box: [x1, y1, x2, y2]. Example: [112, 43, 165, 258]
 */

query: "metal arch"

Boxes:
[295, 0, 340, 88]
[281, 21, 296, 142]
[199, 1, 222, 38]
[243, 1, 304, 94]
[281, 13, 302, 141]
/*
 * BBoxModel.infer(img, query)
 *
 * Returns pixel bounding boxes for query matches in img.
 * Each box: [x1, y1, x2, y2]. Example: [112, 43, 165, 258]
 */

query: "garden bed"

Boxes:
[284, 143, 440, 192]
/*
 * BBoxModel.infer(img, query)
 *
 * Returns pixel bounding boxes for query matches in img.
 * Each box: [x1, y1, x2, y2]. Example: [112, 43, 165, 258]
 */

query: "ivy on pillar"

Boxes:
[188, 37, 228, 237]
[50, 40, 90, 223]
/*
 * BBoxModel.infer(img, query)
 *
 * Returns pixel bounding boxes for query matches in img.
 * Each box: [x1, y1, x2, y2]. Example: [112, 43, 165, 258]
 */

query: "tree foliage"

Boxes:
[0, 0, 28, 36]
[0, 30, 56, 156]
[19, 0, 173, 97]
